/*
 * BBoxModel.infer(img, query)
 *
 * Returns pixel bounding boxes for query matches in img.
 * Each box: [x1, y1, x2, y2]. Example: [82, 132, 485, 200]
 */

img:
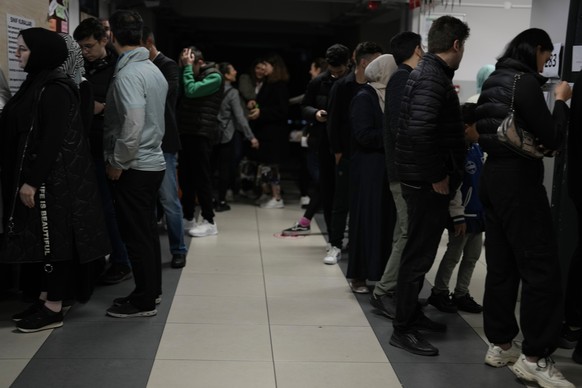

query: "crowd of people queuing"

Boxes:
[0, 8, 582, 387]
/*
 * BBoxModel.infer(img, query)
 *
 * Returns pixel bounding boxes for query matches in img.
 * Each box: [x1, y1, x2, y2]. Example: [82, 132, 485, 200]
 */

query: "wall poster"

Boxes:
[48, 0, 70, 33]
[6, 14, 35, 95]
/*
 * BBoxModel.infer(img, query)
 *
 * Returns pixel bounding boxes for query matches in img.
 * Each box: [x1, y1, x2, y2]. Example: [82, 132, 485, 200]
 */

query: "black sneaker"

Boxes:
[558, 323, 582, 349]
[281, 222, 310, 236]
[171, 253, 186, 268]
[411, 313, 447, 332]
[101, 264, 132, 284]
[215, 202, 231, 212]
[113, 295, 161, 307]
[12, 300, 44, 322]
[389, 330, 439, 356]
[16, 305, 63, 333]
[106, 302, 157, 318]
[369, 293, 396, 319]
[428, 291, 458, 313]
[454, 293, 483, 313]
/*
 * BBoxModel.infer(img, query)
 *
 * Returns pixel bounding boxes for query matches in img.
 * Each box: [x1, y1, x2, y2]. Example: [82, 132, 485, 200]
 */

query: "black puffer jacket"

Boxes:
[177, 64, 224, 142]
[395, 53, 465, 188]
[476, 58, 568, 159]
[301, 69, 337, 150]
[1, 76, 111, 264]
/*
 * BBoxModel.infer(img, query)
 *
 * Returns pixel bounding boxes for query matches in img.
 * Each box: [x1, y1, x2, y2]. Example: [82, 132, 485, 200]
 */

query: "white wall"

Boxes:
[411, 0, 532, 98]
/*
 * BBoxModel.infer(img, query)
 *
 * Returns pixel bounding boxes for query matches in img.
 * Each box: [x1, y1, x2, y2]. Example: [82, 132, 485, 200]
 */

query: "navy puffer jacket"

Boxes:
[395, 53, 465, 189]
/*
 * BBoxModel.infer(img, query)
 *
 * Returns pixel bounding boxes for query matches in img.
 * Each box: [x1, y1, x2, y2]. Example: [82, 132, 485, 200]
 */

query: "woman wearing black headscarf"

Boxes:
[0, 28, 110, 333]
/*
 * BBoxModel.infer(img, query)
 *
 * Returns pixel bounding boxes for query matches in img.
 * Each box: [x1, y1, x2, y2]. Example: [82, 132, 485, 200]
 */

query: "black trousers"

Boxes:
[179, 135, 215, 222]
[480, 158, 562, 357]
[393, 182, 450, 331]
[329, 155, 350, 249]
[213, 139, 234, 203]
[111, 169, 164, 310]
[566, 206, 582, 327]
[316, 142, 335, 237]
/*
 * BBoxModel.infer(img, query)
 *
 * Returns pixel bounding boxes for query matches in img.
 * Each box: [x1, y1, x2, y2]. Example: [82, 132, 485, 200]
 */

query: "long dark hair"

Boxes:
[499, 28, 553, 72]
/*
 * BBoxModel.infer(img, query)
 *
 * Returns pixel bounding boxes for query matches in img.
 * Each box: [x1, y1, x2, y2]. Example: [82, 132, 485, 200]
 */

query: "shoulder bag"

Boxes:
[497, 73, 550, 159]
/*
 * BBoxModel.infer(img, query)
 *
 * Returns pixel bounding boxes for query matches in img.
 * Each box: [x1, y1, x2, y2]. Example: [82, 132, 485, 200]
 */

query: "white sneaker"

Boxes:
[260, 198, 284, 209]
[484, 342, 521, 367]
[183, 218, 197, 233]
[511, 354, 574, 388]
[300, 196, 310, 206]
[188, 219, 218, 237]
[323, 246, 341, 265]
[225, 189, 234, 202]
[255, 193, 271, 205]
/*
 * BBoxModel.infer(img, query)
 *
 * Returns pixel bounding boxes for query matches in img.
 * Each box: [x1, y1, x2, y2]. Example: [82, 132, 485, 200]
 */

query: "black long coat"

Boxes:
[0, 74, 110, 264]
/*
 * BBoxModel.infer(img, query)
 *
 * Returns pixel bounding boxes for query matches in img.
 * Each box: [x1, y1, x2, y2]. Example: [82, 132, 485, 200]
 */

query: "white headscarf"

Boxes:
[58, 33, 85, 87]
[364, 54, 398, 113]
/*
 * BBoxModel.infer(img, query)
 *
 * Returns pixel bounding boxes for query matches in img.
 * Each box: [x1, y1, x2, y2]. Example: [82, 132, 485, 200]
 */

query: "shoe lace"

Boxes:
[537, 357, 565, 380]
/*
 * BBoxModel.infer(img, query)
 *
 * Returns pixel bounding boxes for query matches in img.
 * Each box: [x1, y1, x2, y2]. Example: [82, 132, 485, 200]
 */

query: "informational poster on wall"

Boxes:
[48, 0, 70, 33]
[420, 13, 467, 51]
[6, 14, 35, 95]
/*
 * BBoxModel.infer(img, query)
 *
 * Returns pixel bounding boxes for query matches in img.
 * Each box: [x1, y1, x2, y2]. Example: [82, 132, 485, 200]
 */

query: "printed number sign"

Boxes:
[542, 43, 561, 79]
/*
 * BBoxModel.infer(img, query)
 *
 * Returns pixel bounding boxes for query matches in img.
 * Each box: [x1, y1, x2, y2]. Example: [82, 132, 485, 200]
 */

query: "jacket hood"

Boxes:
[115, 47, 150, 75]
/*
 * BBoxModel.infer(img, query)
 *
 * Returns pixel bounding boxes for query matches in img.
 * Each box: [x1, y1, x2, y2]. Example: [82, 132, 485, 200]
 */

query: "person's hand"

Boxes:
[19, 183, 37, 208]
[106, 164, 123, 180]
[315, 110, 328, 123]
[335, 153, 342, 165]
[555, 81, 572, 102]
[453, 222, 466, 237]
[94, 101, 106, 115]
[248, 108, 260, 120]
[432, 175, 450, 195]
[247, 100, 257, 110]
[464, 123, 479, 144]
[179, 48, 195, 67]
[250, 138, 259, 149]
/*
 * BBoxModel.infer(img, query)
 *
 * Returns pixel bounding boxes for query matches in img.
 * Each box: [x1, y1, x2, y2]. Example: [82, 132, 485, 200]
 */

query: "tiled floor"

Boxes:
[1, 200, 582, 387]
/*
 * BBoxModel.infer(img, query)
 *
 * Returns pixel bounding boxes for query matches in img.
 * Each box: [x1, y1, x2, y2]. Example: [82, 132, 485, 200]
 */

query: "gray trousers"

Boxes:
[373, 182, 408, 296]
[433, 231, 483, 296]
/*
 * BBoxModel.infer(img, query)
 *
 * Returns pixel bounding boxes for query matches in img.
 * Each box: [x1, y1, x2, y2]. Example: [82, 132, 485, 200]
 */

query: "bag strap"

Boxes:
[509, 72, 523, 112]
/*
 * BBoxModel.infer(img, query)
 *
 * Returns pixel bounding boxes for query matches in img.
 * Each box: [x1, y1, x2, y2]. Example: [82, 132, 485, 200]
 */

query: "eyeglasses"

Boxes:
[79, 42, 97, 51]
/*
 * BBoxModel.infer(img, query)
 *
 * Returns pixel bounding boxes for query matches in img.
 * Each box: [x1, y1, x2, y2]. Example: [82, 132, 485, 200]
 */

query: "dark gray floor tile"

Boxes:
[393, 362, 525, 388]
[11, 358, 153, 388]
[32, 321, 165, 359]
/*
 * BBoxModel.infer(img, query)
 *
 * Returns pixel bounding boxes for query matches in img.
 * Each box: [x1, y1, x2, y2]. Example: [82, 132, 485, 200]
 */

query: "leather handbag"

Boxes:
[497, 73, 547, 159]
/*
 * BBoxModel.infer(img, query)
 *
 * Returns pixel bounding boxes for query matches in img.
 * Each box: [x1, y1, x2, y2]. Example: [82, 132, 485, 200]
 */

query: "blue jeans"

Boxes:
[159, 153, 187, 255]
[94, 157, 130, 267]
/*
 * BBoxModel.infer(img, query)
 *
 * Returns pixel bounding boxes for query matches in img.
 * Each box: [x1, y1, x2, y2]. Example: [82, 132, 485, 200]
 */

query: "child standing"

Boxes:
[428, 103, 485, 314]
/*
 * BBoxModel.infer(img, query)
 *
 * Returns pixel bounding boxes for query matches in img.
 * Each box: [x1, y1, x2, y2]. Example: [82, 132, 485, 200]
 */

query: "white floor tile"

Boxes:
[156, 323, 272, 361]
[147, 360, 276, 388]
[0, 359, 29, 387]
[267, 296, 369, 326]
[167, 295, 268, 325]
[175, 272, 266, 297]
[271, 325, 388, 362]
[265, 275, 353, 300]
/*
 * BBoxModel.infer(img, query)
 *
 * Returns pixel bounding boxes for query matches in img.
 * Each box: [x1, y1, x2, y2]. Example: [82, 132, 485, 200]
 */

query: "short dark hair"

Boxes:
[461, 102, 477, 125]
[142, 26, 154, 44]
[354, 41, 384, 64]
[218, 62, 232, 75]
[499, 28, 553, 72]
[73, 17, 107, 41]
[188, 46, 204, 62]
[427, 15, 470, 54]
[109, 10, 143, 47]
[312, 57, 328, 72]
[325, 44, 350, 67]
[390, 32, 421, 65]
